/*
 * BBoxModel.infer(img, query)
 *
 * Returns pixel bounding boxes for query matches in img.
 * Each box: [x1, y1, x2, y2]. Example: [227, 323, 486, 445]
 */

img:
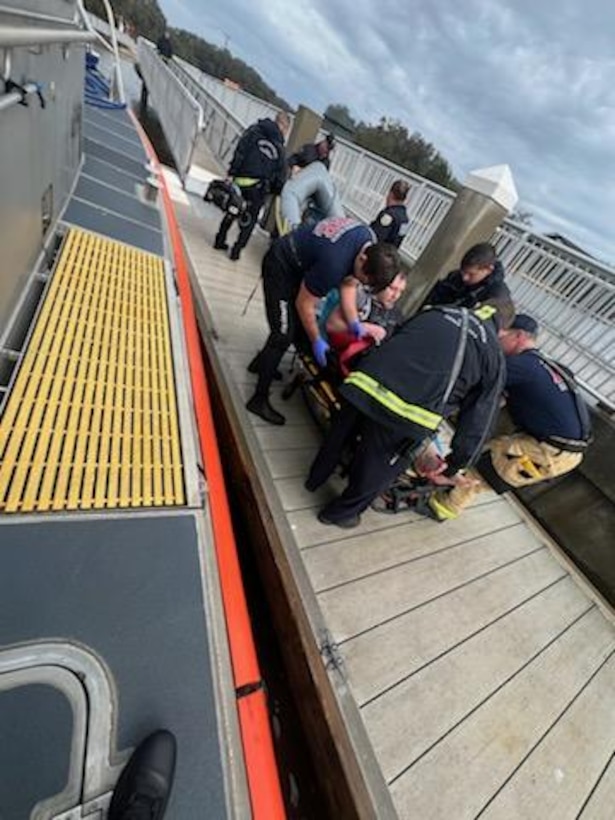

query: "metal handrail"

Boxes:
[0, 25, 95, 47]
[164, 58, 615, 411]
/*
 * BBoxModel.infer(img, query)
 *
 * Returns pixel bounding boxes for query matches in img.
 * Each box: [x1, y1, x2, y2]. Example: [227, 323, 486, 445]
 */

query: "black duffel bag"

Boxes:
[203, 179, 246, 218]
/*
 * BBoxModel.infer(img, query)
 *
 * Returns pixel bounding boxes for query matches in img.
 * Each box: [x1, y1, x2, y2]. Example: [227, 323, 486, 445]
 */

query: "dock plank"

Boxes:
[319, 525, 542, 642]
[344, 548, 566, 704]
[363, 576, 590, 780]
[481, 655, 615, 818]
[578, 754, 615, 820]
[389, 608, 615, 819]
[303, 499, 520, 591]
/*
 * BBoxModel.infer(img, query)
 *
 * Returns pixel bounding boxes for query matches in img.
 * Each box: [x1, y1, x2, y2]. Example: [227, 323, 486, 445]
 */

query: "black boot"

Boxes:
[229, 244, 241, 261]
[108, 730, 177, 820]
[213, 237, 228, 251]
[246, 393, 285, 425]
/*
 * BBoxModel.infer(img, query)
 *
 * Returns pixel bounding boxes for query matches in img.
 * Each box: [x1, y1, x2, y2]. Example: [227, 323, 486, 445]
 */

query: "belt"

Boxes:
[233, 176, 261, 188]
[543, 434, 590, 453]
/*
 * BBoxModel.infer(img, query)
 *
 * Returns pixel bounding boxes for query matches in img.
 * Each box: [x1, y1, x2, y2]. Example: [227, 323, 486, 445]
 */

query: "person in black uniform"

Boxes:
[370, 180, 410, 248]
[214, 111, 290, 261]
[305, 303, 512, 528]
[156, 31, 173, 60]
[425, 242, 512, 309]
[429, 313, 592, 520]
[246, 216, 400, 425]
[287, 133, 335, 170]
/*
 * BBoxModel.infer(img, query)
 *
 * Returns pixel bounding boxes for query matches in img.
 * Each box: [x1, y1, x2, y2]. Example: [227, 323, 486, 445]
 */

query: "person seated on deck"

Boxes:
[320, 269, 407, 377]
[245, 216, 400, 426]
[425, 242, 512, 310]
[304, 301, 514, 528]
[370, 179, 411, 248]
[428, 313, 593, 521]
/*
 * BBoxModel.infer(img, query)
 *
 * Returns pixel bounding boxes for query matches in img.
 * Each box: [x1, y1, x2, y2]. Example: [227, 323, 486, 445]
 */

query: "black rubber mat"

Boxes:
[0, 514, 229, 819]
[63, 197, 163, 255]
[73, 175, 161, 230]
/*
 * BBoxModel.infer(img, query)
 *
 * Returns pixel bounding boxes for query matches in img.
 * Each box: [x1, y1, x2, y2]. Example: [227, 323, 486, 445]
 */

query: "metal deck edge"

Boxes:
[187, 249, 397, 819]
[192, 505, 252, 818]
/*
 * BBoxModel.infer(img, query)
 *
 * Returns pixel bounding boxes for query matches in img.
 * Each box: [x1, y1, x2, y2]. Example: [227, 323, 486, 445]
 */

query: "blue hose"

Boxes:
[85, 50, 126, 110]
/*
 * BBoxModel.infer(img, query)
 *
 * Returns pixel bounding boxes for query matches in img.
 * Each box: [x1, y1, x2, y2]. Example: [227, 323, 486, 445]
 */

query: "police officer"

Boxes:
[370, 180, 410, 248]
[305, 303, 510, 528]
[429, 313, 592, 520]
[425, 242, 512, 309]
[246, 217, 400, 426]
[214, 111, 290, 261]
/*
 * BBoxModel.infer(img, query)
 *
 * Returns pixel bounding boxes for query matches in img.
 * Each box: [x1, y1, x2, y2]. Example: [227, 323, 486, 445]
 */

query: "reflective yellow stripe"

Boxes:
[233, 176, 259, 187]
[429, 492, 459, 521]
[345, 372, 442, 430]
[474, 304, 497, 320]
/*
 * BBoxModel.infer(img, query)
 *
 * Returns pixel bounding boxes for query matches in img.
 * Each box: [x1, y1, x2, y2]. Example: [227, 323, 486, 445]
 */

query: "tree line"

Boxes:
[84, 0, 291, 109]
[85, 1, 463, 192]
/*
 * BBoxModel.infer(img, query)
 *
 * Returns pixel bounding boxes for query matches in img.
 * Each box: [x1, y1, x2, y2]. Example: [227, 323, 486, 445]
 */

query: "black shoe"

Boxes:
[109, 730, 177, 820]
[304, 477, 319, 492]
[214, 238, 229, 251]
[317, 509, 361, 529]
[229, 245, 241, 261]
[247, 357, 282, 380]
[246, 394, 285, 425]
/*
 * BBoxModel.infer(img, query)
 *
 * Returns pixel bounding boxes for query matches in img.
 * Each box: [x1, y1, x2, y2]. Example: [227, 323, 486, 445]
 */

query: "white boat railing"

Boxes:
[143, 49, 615, 411]
[137, 40, 203, 180]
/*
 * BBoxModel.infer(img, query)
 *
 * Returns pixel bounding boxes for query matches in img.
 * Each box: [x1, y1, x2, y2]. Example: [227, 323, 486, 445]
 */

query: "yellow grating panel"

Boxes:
[0, 228, 186, 513]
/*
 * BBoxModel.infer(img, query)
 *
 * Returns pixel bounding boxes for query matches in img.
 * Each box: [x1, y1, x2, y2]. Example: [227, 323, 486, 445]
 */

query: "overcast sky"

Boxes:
[160, 0, 615, 265]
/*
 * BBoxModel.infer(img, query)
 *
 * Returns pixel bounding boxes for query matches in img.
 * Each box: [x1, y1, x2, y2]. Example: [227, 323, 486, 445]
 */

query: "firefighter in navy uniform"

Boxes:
[425, 242, 511, 309]
[429, 313, 592, 520]
[370, 179, 410, 248]
[305, 303, 512, 528]
[214, 111, 290, 261]
[246, 217, 400, 426]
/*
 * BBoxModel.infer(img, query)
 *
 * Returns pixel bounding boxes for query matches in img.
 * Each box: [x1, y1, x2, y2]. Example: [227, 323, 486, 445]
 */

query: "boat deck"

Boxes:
[0, 108, 245, 819]
[172, 165, 615, 818]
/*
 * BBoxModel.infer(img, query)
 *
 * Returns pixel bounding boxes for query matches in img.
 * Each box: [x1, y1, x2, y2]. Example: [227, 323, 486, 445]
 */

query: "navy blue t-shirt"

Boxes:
[288, 217, 374, 297]
[505, 350, 583, 441]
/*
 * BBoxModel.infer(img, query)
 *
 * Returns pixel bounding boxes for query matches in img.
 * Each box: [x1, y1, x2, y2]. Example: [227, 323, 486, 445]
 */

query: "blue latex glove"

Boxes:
[312, 336, 330, 367]
[350, 319, 365, 339]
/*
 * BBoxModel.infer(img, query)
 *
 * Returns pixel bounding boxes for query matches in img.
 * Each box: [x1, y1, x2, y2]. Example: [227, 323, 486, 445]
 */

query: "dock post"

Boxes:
[399, 164, 518, 318]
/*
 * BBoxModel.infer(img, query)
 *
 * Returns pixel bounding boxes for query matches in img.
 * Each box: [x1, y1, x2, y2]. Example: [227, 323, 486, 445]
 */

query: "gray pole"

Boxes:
[399, 164, 518, 318]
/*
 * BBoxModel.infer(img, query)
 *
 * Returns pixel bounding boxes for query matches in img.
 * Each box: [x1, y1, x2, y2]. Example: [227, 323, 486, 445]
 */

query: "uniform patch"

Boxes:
[313, 216, 358, 242]
[379, 213, 394, 227]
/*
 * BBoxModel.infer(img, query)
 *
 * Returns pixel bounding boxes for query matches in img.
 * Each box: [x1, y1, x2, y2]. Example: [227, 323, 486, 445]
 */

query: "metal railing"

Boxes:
[137, 40, 203, 180]
[87, 11, 134, 51]
[175, 57, 287, 130]
[495, 225, 615, 407]
[149, 52, 615, 410]
[167, 56, 244, 169]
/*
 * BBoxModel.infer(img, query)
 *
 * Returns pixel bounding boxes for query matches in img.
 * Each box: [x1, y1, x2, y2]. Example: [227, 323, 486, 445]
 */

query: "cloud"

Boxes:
[159, 0, 615, 264]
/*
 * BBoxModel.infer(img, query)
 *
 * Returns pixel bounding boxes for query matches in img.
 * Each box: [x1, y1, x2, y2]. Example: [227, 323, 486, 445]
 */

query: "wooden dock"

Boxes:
[168, 167, 615, 819]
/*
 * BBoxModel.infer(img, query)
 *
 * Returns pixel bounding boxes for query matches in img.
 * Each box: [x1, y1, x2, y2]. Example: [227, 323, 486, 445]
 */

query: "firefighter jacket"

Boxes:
[426, 259, 512, 309]
[340, 307, 505, 474]
[228, 118, 287, 193]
